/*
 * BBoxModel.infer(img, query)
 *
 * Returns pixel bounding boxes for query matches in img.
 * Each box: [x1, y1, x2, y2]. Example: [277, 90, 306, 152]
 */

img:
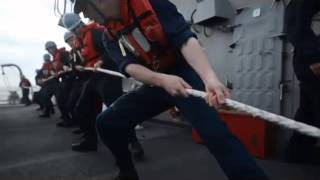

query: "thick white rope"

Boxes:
[92, 68, 320, 138]
[42, 69, 72, 83]
[84, 67, 126, 79]
[188, 89, 320, 138]
[42, 67, 320, 138]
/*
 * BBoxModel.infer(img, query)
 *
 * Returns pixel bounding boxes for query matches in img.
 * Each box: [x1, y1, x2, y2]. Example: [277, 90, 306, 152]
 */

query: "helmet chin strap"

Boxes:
[87, 0, 109, 25]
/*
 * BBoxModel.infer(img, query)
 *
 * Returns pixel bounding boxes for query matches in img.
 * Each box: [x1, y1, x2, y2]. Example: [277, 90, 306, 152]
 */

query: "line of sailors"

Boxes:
[34, 13, 144, 158]
[30, 0, 320, 179]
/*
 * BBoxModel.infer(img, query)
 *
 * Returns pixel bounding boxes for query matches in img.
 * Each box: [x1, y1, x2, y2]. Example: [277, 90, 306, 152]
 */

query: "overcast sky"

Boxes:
[0, 0, 70, 90]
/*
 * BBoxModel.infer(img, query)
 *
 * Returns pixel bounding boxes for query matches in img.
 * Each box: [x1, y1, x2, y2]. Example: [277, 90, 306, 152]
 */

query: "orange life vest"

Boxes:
[106, 0, 177, 71]
[42, 62, 53, 78]
[80, 23, 105, 68]
[74, 38, 83, 53]
[52, 48, 67, 72]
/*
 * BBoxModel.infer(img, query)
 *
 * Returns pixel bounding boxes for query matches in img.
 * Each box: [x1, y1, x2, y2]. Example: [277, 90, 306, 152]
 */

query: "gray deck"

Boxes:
[0, 105, 319, 180]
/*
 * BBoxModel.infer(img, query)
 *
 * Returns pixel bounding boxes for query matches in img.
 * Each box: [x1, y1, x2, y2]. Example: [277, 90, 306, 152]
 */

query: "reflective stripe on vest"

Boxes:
[80, 23, 105, 68]
[42, 62, 53, 78]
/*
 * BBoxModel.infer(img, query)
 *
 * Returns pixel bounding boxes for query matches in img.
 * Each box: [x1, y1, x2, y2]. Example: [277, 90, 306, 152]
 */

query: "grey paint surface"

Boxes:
[168, 0, 299, 156]
[170, 0, 287, 114]
[193, 0, 234, 23]
[230, 2, 285, 114]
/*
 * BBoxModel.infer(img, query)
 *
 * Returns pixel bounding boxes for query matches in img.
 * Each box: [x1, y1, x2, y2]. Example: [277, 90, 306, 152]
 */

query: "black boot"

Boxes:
[130, 141, 144, 160]
[113, 172, 139, 180]
[56, 121, 75, 128]
[72, 129, 83, 134]
[72, 140, 97, 152]
[39, 113, 50, 118]
[229, 178, 269, 180]
[51, 108, 55, 114]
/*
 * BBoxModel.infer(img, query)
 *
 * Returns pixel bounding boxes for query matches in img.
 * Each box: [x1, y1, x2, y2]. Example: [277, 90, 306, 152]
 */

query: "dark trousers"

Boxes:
[67, 79, 86, 125]
[21, 88, 31, 105]
[41, 80, 58, 115]
[96, 64, 268, 180]
[33, 90, 42, 107]
[37, 87, 48, 110]
[74, 73, 124, 143]
[56, 78, 73, 122]
[286, 83, 320, 162]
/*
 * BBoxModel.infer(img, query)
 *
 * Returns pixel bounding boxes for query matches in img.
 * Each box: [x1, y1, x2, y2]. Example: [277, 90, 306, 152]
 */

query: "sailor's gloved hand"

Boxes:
[63, 65, 70, 72]
[75, 65, 85, 72]
[93, 60, 103, 72]
[42, 69, 48, 75]
[37, 79, 44, 85]
[51, 71, 58, 77]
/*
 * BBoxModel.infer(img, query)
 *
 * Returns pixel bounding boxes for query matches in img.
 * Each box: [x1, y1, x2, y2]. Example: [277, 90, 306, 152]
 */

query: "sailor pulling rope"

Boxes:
[42, 67, 320, 138]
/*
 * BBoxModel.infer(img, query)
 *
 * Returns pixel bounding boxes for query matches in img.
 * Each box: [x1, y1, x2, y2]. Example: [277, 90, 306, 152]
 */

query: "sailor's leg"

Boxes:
[96, 86, 172, 177]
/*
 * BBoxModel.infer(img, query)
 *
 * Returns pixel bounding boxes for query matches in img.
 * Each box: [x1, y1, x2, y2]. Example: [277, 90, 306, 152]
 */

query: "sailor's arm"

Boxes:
[150, 0, 230, 107]
[181, 37, 230, 107]
[125, 64, 191, 98]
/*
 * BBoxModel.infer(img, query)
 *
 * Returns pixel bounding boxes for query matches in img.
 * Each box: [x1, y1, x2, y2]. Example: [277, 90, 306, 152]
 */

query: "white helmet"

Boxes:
[62, 13, 82, 32]
[45, 41, 57, 50]
[43, 54, 51, 62]
[64, 31, 75, 42]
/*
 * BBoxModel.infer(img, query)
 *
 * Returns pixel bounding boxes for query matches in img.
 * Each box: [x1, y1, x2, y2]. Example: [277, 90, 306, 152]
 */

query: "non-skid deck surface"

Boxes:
[0, 105, 319, 180]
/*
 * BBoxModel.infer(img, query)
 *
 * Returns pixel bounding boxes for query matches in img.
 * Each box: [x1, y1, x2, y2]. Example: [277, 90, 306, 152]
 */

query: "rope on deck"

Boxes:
[42, 67, 320, 138]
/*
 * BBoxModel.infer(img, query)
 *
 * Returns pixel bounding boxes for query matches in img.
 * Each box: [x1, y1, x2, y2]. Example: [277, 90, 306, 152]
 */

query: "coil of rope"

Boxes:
[42, 67, 320, 138]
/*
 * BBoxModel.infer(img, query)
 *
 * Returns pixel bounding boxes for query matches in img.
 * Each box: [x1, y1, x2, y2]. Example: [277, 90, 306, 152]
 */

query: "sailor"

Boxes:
[19, 75, 32, 106]
[71, 0, 269, 180]
[285, 0, 320, 164]
[61, 13, 144, 156]
[63, 31, 87, 134]
[38, 53, 56, 118]
[34, 69, 45, 111]
[45, 41, 74, 127]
